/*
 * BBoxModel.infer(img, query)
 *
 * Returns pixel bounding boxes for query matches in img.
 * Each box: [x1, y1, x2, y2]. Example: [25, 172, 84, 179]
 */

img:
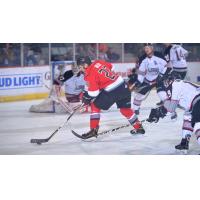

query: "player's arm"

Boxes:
[175, 46, 188, 60]
[147, 81, 181, 123]
[180, 46, 189, 58]
[163, 81, 181, 112]
[158, 58, 168, 76]
[129, 61, 146, 91]
[82, 73, 100, 105]
[157, 58, 172, 84]
[53, 70, 74, 85]
[52, 70, 74, 99]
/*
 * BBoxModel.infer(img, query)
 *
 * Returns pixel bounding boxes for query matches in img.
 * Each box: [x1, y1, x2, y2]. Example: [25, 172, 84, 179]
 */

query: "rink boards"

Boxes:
[0, 62, 200, 102]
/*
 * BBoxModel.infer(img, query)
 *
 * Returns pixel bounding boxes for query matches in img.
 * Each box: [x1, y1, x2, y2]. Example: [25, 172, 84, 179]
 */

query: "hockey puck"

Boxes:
[36, 142, 42, 145]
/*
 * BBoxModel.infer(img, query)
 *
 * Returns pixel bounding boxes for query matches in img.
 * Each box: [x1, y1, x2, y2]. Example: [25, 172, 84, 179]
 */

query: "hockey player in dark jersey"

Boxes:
[147, 74, 200, 153]
[76, 56, 145, 139]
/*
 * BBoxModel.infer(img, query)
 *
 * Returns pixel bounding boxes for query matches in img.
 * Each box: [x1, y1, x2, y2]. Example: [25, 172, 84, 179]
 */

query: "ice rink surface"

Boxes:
[0, 90, 199, 155]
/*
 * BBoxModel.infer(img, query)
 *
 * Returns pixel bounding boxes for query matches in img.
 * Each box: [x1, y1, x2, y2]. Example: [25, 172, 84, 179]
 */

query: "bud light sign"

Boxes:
[0, 73, 42, 90]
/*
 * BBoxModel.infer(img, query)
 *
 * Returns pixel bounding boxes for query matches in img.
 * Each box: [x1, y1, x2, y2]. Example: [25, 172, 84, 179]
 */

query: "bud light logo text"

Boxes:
[0, 73, 42, 90]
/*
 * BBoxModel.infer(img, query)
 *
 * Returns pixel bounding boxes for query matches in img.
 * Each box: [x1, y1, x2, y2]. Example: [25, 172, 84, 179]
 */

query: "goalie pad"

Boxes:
[29, 85, 80, 114]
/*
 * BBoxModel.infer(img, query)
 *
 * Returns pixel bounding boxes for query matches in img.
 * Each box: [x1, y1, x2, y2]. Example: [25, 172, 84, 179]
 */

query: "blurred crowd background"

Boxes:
[1, 43, 200, 67]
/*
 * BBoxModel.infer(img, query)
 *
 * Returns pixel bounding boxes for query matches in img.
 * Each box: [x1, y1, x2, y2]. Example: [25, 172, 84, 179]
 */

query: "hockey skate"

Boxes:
[130, 124, 145, 135]
[81, 127, 99, 139]
[175, 136, 190, 154]
[171, 112, 177, 121]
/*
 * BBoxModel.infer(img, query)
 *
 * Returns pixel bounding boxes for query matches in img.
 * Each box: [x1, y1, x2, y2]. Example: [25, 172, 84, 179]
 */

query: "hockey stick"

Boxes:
[30, 103, 84, 145]
[71, 119, 147, 140]
[43, 83, 74, 113]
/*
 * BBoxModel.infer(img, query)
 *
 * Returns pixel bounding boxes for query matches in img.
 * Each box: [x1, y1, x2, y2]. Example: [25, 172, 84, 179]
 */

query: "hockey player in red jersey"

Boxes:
[76, 56, 145, 139]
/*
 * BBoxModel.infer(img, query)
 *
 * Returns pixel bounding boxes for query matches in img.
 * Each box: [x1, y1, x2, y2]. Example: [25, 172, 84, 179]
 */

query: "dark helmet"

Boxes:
[163, 72, 181, 89]
[76, 56, 92, 66]
[171, 71, 182, 80]
[144, 43, 154, 48]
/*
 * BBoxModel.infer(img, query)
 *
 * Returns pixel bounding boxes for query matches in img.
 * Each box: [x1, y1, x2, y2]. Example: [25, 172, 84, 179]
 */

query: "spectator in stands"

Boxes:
[98, 44, 120, 62]
[106, 47, 120, 62]
[24, 47, 38, 66]
[76, 44, 97, 60]
[24, 45, 43, 66]
[98, 43, 109, 61]
[0, 44, 16, 66]
[87, 44, 96, 59]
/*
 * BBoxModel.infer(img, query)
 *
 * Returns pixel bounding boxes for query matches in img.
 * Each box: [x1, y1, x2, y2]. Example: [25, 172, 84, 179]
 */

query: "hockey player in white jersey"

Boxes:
[147, 74, 200, 153]
[128, 43, 170, 115]
[164, 43, 188, 79]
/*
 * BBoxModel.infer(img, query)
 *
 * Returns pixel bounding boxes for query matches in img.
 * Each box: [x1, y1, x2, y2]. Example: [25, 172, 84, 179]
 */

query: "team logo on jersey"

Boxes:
[94, 63, 102, 69]
[147, 68, 159, 74]
[154, 60, 158, 65]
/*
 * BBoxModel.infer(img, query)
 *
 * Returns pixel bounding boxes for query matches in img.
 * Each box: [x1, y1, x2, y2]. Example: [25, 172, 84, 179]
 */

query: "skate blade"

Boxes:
[175, 149, 188, 155]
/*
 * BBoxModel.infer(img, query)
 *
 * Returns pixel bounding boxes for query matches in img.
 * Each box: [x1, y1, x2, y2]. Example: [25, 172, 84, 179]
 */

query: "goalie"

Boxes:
[29, 65, 87, 114]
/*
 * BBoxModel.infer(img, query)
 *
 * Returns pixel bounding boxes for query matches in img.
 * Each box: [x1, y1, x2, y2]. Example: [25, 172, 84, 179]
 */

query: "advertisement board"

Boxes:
[0, 66, 50, 102]
[0, 62, 199, 102]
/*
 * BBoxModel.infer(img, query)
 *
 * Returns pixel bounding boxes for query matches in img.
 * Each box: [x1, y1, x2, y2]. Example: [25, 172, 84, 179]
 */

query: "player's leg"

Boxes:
[132, 83, 152, 115]
[81, 90, 115, 139]
[81, 103, 101, 139]
[156, 81, 168, 106]
[156, 81, 177, 120]
[119, 107, 145, 135]
[191, 99, 200, 147]
[175, 113, 193, 151]
[194, 123, 200, 146]
[115, 84, 145, 134]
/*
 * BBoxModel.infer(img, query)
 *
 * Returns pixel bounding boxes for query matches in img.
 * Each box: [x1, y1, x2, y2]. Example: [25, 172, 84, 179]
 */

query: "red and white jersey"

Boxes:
[170, 45, 188, 71]
[164, 80, 200, 112]
[84, 60, 124, 97]
[138, 55, 167, 84]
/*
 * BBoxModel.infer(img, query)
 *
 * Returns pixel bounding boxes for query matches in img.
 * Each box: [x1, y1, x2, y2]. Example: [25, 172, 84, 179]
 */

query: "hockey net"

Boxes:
[29, 61, 80, 113]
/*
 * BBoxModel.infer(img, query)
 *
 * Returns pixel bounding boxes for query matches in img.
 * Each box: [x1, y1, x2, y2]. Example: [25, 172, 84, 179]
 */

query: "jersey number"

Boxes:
[98, 66, 116, 80]
[176, 50, 185, 61]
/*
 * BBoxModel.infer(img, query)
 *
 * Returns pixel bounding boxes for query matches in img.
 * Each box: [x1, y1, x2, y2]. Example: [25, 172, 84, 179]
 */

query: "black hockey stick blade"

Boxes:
[30, 138, 49, 144]
[71, 130, 96, 140]
[71, 130, 86, 139]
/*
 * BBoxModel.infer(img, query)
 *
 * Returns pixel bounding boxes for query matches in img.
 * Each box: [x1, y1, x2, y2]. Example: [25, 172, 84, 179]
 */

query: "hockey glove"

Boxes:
[82, 92, 94, 105]
[128, 80, 142, 92]
[128, 73, 138, 85]
[147, 106, 167, 123]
